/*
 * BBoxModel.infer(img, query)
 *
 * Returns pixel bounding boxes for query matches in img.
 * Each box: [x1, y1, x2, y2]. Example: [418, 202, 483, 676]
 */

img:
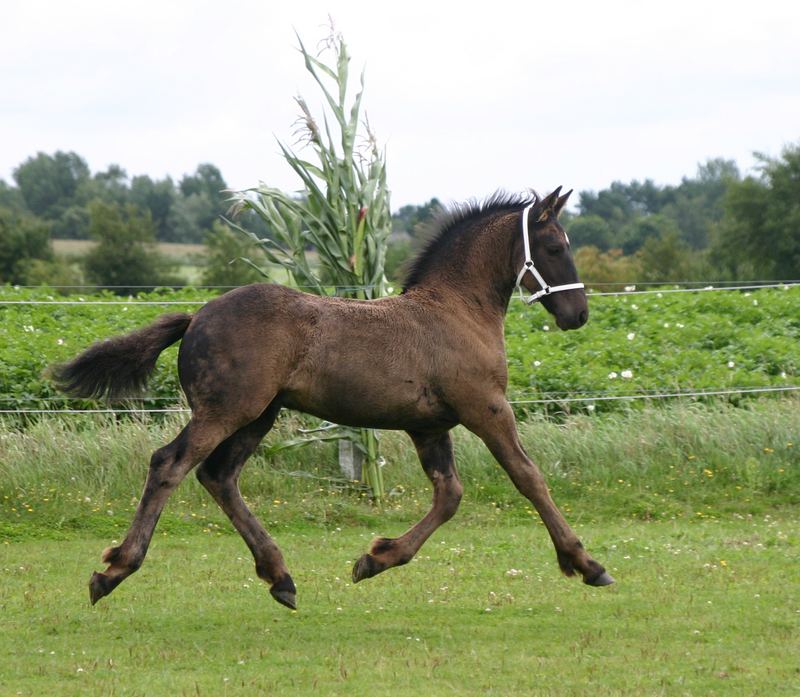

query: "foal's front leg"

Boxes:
[466, 401, 613, 586]
[352, 430, 463, 582]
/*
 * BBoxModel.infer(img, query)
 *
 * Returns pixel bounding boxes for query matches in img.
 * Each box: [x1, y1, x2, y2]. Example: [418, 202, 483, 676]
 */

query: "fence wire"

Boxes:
[1, 282, 798, 305]
[2, 283, 797, 415]
[2, 385, 798, 415]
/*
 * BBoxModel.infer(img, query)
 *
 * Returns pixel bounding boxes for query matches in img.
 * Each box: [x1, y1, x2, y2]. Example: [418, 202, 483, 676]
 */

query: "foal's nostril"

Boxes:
[578, 309, 588, 326]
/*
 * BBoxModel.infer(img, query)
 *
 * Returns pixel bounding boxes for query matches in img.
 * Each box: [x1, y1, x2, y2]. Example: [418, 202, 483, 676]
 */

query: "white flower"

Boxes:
[608, 371, 618, 379]
[587, 404, 596, 412]
[621, 369, 633, 379]
[663, 322, 670, 328]
[542, 325, 550, 332]
[676, 323, 685, 329]
[624, 285, 636, 292]
[631, 304, 638, 310]
[753, 299, 758, 306]
[533, 360, 541, 367]
[627, 332, 636, 341]
[57, 338, 65, 345]
[727, 361, 735, 369]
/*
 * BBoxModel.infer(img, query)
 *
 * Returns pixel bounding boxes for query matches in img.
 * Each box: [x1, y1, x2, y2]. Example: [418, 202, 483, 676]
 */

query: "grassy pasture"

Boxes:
[1, 281, 798, 694]
[2, 515, 798, 696]
[1, 401, 799, 695]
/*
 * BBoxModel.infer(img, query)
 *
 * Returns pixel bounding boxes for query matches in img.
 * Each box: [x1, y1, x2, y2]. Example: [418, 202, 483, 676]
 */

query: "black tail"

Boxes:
[50, 313, 193, 399]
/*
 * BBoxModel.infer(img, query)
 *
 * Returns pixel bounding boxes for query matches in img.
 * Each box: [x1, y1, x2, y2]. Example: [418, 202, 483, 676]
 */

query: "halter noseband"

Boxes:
[515, 202, 585, 305]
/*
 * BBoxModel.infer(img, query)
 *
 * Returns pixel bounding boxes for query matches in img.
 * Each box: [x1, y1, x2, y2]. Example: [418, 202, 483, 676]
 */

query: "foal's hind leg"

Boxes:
[465, 400, 613, 587]
[353, 431, 463, 583]
[195, 402, 297, 610]
[89, 417, 232, 604]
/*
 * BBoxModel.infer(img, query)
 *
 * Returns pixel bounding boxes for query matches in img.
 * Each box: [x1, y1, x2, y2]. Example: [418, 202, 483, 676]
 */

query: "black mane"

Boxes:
[402, 191, 534, 291]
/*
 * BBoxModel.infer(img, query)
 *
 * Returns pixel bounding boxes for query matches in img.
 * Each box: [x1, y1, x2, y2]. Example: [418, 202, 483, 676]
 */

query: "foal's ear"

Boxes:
[553, 189, 573, 218]
[535, 186, 562, 222]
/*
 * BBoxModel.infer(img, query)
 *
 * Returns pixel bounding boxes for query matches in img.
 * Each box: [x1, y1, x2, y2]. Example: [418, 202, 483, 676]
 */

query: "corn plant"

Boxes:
[228, 31, 390, 497]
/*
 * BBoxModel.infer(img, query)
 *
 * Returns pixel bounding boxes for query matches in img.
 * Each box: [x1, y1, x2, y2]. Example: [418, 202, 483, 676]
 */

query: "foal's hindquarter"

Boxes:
[84, 195, 613, 610]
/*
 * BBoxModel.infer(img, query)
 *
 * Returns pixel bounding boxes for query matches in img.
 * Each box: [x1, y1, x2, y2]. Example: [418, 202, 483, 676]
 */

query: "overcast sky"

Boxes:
[1, 0, 798, 208]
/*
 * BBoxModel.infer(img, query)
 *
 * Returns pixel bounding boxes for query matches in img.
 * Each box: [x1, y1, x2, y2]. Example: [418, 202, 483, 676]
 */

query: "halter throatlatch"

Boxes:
[515, 202, 585, 305]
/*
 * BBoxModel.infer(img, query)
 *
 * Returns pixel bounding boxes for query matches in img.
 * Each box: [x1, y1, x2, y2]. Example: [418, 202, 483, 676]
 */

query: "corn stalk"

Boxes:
[228, 31, 390, 498]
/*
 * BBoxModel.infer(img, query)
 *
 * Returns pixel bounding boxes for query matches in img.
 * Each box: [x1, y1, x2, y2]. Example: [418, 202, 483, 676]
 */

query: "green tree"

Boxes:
[0, 207, 53, 283]
[201, 221, 268, 287]
[384, 238, 412, 283]
[166, 164, 229, 243]
[572, 246, 642, 287]
[130, 175, 176, 241]
[83, 164, 130, 206]
[714, 144, 800, 280]
[0, 180, 26, 212]
[638, 229, 700, 282]
[83, 201, 180, 294]
[13, 151, 90, 219]
[391, 198, 441, 236]
[619, 213, 679, 255]
[50, 205, 90, 239]
[566, 214, 615, 251]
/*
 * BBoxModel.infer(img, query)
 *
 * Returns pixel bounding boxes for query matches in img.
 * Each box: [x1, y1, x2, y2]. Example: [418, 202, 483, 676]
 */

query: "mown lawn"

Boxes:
[2, 511, 798, 696]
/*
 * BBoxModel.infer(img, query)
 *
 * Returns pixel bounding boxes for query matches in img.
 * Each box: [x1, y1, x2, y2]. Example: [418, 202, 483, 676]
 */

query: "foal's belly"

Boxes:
[282, 364, 458, 431]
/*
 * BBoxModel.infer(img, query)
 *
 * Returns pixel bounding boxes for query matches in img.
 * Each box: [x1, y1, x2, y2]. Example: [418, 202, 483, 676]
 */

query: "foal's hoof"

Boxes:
[585, 570, 615, 587]
[352, 553, 382, 583]
[270, 589, 297, 610]
[89, 571, 119, 605]
[270, 575, 297, 610]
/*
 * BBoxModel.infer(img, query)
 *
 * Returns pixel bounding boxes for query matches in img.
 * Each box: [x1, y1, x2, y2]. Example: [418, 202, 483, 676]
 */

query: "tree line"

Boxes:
[566, 146, 800, 284]
[0, 151, 273, 291]
[1, 143, 798, 291]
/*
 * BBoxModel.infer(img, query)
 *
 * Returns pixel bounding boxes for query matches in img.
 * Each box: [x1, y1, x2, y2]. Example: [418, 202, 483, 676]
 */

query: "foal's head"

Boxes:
[516, 187, 588, 330]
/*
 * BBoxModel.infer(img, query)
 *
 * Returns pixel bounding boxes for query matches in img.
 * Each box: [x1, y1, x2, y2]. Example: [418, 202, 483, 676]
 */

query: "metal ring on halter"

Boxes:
[515, 202, 584, 305]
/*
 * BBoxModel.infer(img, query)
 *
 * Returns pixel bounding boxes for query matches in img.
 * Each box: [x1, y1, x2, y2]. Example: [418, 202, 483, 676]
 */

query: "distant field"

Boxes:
[52, 239, 207, 261]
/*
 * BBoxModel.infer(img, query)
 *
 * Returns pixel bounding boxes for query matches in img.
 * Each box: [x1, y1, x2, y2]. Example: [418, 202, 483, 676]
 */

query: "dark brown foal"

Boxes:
[53, 187, 613, 611]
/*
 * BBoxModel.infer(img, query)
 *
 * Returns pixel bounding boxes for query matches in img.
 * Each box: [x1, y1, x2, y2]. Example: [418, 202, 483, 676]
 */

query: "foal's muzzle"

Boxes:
[555, 306, 589, 331]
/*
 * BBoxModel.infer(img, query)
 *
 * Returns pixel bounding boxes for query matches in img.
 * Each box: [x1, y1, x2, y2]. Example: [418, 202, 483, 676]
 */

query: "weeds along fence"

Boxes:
[0, 282, 798, 419]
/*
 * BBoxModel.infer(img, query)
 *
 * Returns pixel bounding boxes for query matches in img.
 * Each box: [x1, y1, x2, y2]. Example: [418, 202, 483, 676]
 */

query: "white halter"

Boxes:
[515, 202, 585, 304]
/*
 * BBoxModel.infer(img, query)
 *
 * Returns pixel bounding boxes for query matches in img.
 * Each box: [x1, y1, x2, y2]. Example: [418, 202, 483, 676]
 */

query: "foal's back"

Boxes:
[177, 283, 500, 431]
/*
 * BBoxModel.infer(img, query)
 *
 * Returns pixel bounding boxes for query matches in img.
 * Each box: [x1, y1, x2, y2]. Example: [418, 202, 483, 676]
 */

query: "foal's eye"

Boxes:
[546, 246, 563, 256]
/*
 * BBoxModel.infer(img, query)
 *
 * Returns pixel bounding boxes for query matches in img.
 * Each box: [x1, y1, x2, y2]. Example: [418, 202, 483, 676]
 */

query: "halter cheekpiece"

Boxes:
[515, 202, 585, 304]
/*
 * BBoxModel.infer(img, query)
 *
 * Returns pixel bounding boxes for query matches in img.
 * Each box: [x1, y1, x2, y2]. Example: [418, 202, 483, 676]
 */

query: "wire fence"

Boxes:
[7, 278, 800, 290]
[1, 280, 799, 305]
[2, 386, 798, 416]
[1, 281, 797, 416]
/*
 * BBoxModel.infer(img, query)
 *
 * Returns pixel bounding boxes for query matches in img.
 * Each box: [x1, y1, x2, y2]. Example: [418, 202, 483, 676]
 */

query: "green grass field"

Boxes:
[2, 515, 798, 696]
[1, 402, 799, 695]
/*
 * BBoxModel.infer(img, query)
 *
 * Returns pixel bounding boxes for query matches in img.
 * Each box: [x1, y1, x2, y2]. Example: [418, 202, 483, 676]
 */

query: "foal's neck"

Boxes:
[434, 211, 518, 318]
